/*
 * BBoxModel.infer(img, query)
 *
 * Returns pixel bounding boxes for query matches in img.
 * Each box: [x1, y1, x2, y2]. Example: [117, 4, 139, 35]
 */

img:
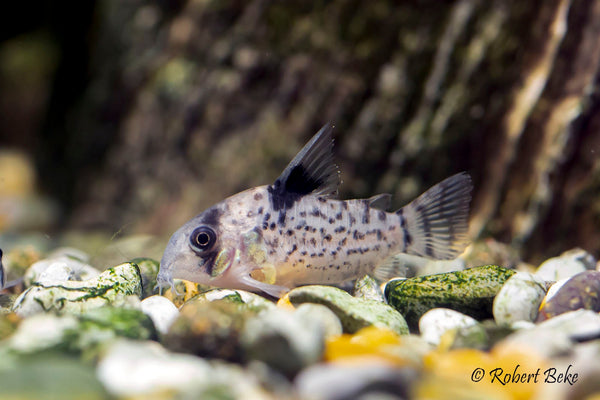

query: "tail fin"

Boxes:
[399, 172, 472, 260]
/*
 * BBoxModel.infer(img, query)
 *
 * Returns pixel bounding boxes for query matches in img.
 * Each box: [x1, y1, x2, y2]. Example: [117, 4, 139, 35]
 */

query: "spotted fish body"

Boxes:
[157, 125, 472, 297]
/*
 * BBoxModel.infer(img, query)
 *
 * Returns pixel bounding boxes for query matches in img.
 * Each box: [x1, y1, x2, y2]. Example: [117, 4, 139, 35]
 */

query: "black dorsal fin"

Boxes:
[367, 194, 392, 210]
[268, 124, 340, 211]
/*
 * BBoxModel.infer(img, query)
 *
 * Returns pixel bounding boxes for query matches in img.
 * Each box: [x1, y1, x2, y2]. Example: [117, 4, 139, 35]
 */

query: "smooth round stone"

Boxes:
[543, 278, 569, 303]
[294, 303, 342, 338]
[97, 340, 265, 398]
[24, 256, 100, 286]
[535, 248, 596, 281]
[537, 270, 600, 321]
[96, 340, 211, 396]
[140, 295, 179, 335]
[295, 363, 418, 400]
[287, 285, 409, 335]
[12, 263, 142, 317]
[242, 308, 324, 376]
[8, 314, 79, 353]
[493, 272, 547, 325]
[419, 308, 480, 345]
[501, 310, 600, 357]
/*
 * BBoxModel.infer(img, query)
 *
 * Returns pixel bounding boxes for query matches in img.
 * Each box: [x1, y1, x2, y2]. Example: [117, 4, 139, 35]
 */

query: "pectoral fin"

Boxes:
[240, 275, 288, 298]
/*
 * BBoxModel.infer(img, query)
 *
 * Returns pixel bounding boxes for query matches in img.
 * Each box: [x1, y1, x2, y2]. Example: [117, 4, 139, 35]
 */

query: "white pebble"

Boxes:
[493, 272, 546, 325]
[419, 308, 479, 345]
[542, 277, 569, 304]
[25, 256, 99, 286]
[97, 340, 212, 396]
[535, 248, 595, 281]
[140, 295, 179, 335]
[9, 314, 78, 353]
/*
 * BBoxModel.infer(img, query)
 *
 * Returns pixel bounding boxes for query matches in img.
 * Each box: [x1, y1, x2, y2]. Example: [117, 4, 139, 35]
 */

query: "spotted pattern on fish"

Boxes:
[157, 124, 472, 297]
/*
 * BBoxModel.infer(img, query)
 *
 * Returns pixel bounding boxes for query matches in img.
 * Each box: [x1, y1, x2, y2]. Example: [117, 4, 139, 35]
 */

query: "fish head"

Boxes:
[156, 198, 264, 294]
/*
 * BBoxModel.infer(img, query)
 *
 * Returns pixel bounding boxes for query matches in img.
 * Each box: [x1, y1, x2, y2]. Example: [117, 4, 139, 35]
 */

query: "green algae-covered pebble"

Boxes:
[77, 307, 157, 343]
[0, 353, 110, 400]
[130, 258, 160, 299]
[287, 285, 408, 335]
[190, 288, 276, 312]
[11, 263, 142, 317]
[385, 265, 515, 331]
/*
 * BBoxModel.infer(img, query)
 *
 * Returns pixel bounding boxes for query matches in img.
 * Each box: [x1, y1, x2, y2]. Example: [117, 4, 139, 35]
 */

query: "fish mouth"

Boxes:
[155, 270, 175, 295]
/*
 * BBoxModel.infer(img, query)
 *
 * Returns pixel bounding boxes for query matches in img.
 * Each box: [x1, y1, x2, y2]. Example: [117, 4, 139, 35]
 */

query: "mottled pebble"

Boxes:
[287, 285, 408, 335]
[493, 272, 547, 325]
[196, 288, 276, 311]
[385, 265, 515, 331]
[537, 270, 600, 321]
[25, 257, 100, 286]
[353, 274, 385, 302]
[294, 303, 342, 338]
[130, 257, 160, 299]
[162, 298, 257, 361]
[12, 263, 142, 317]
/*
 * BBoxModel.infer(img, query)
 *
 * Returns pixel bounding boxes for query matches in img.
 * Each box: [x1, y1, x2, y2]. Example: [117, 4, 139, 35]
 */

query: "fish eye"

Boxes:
[190, 226, 217, 252]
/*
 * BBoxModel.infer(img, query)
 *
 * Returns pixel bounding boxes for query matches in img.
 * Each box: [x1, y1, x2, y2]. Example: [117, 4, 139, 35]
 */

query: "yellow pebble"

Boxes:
[324, 327, 410, 366]
[276, 293, 295, 310]
[416, 345, 548, 400]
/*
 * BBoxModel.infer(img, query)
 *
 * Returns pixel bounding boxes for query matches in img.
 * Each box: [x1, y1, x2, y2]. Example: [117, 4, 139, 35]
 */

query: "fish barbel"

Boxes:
[157, 124, 472, 297]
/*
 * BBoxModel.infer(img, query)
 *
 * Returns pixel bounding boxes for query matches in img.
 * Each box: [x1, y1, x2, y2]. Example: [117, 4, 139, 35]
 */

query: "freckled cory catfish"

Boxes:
[157, 124, 472, 297]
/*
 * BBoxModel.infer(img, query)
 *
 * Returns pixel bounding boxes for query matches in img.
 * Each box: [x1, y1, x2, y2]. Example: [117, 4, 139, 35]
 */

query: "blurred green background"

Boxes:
[1, 0, 599, 264]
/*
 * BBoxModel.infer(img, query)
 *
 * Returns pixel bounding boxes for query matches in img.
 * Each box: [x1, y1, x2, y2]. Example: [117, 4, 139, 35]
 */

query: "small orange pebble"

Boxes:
[163, 280, 204, 307]
[276, 293, 295, 310]
[416, 345, 548, 400]
[324, 326, 412, 366]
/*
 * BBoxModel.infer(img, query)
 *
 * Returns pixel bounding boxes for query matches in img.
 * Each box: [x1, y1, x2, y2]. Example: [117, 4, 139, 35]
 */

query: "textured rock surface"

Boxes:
[287, 285, 409, 335]
[162, 298, 258, 361]
[385, 265, 515, 331]
[353, 274, 385, 302]
[12, 263, 142, 317]
[130, 258, 160, 299]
